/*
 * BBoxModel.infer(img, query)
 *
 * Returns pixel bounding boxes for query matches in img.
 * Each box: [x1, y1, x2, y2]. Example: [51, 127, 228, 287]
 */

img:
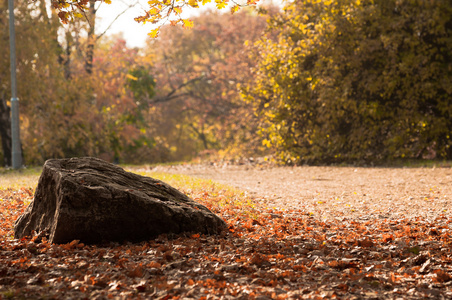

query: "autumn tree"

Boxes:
[0, 0, 69, 165]
[0, 0, 94, 165]
[1, 0, 270, 166]
[0, 0, 11, 165]
[244, 0, 452, 164]
[0, 0, 158, 166]
[141, 9, 269, 161]
[90, 36, 157, 163]
[53, 0, 261, 37]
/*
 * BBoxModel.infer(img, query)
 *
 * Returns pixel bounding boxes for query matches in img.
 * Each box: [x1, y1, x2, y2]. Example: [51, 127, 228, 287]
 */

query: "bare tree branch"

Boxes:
[149, 92, 192, 104]
[96, 0, 140, 41]
[150, 76, 206, 104]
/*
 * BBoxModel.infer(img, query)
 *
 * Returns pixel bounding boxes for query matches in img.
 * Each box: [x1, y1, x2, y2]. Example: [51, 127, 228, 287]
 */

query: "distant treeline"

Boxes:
[0, 0, 450, 166]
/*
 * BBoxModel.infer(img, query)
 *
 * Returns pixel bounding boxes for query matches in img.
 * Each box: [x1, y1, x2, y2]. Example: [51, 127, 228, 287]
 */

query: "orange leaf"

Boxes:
[358, 239, 374, 247]
[433, 270, 452, 283]
[390, 273, 397, 283]
[381, 234, 393, 243]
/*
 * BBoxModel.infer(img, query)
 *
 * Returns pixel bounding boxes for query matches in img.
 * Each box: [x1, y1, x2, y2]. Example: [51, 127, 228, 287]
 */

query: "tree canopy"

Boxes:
[137, 9, 269, 161]
[53, 0, 261, 38]
[2, 0, 451, 166]
[244, 0, 452, 164]
[1, 2, 269, 166]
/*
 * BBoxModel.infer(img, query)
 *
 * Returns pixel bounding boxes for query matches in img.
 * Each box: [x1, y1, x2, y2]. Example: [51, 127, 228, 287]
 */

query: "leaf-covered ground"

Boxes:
[1, 168, 451, 299]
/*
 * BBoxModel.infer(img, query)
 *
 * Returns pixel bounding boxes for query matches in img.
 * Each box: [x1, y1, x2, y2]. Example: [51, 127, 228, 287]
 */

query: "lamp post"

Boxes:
[8, 0, 22, 169]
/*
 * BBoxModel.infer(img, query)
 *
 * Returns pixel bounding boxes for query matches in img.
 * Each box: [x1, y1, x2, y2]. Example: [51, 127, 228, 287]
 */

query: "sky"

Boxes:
[96, 1, 154, 48]
[96, 0, 281, 48]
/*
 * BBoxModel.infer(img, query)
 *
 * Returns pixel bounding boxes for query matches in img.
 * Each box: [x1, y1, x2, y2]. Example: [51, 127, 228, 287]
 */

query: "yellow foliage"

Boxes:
[216, 1, 227, 9]
[188, 0, 199, 8]
[147, 28, 160, 38]
[126, 74, 138, 81]
[182, 19, 194, 28]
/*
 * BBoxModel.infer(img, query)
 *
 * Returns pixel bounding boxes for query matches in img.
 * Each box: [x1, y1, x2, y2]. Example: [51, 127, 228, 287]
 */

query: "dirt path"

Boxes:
[152, 164, 452, 221]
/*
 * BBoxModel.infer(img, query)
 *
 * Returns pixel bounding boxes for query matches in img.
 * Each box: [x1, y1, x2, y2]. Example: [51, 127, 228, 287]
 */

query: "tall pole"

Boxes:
[8, 0, 22, 169]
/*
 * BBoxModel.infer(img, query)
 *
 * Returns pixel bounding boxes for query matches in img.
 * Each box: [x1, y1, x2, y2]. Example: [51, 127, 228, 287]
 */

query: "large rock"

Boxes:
[14, 157, 226, 244]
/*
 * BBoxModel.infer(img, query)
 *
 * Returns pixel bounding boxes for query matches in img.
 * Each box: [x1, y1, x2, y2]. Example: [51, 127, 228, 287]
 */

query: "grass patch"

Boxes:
[0, 167, 42, 190]
[127, 167, 259, 219]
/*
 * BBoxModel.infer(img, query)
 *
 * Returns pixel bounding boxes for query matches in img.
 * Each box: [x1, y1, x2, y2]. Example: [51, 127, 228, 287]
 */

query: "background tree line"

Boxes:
[0, 0, 450, 167]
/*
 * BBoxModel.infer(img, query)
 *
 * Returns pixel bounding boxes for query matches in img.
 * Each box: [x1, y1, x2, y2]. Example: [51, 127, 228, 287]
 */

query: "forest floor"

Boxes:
[1, 162, 452, 299]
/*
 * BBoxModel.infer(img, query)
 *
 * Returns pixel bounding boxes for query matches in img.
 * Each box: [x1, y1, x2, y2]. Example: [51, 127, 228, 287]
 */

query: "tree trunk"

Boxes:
[63, 30, 72, 79]
[40, 0, 70, 79]
[84, 0, 96, 74]
[0, 96, 12, 167]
